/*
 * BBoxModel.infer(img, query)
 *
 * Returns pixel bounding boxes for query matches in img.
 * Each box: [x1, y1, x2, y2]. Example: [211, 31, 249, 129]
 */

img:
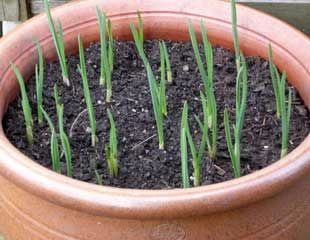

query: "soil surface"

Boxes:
[3, 40, 310, 189]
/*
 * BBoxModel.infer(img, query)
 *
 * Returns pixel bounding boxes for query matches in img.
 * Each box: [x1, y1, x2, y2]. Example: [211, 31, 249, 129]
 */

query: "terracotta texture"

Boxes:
[0, 0, 309, 239]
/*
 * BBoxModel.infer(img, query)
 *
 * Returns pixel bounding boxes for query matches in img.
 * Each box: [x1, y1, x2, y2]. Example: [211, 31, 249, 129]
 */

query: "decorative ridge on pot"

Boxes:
[0, 0, 309, 226]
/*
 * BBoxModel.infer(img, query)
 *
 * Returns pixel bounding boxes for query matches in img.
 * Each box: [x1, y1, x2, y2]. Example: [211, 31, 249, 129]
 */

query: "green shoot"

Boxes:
[268, 46, 292, 158]
[180, 101, 190, 188]
[53, 84, 61, 117]
[188, 20, 217, 159]
[95, 169, 103, 185]
[11, 63, 33, 145]
[58, 104, 73, 177]
[78, 34, 97, 147]
[180, 96, 209, 187]
[268, 45, 281, 119]
[35, 41, 44, 124]
[130, 22, 166, 149]
[159, 41, 167, 116]
[108, 19, 114, 72]
[224, 56, 248, 178]
[105, 109, 118, 177]
[43, 0, 69, 86]
[231, 0, 241, 71]
[96, 7, 108, 85]
[41, 106, 60, 172]
[96, 7, 114, 102]
[279, 73, 292, 158]
[137, 11, 144, 44]
[162, 41, 172, 83]
[54, 84, 72, 177]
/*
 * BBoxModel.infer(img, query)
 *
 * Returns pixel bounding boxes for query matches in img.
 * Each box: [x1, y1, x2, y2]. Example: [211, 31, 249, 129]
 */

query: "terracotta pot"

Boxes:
[0, 0, 309, 239]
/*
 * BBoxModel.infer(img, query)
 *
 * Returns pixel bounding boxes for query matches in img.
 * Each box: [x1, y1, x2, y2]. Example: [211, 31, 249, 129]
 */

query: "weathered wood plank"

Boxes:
[30, 0, 70, 15]
[0, 0, 19, 21]
[239, 2, 310, 34]
[1, 1, 309, 35]
[30, 0, 310, 34]
[0, 0, 28, 21]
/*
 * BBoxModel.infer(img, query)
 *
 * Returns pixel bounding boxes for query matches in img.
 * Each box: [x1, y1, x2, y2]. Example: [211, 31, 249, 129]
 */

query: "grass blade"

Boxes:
[108, 19, 114, 71]
[162, 41, 172, 83]
[11, 63, 33, 144]
[131, 21, 165, 149]
[96, 7, 113, 100]
[53, 84, 61, 114]
[189, 20, 218, 159]
[137, 11, 144, 44]
[43, 0, 69, 86]
[106, 109, 118, 177]
[95, 169, 103, 185]
[146, 64, 165, 149]
[231, 0, 241, 70]
[268, 46, 291, 158]
[96, 7, 107, 85]
[180, 101, 190, 188]
[58, 104, 72, 177]
[78, 34, 97, 146]
[224, 109, 239, 177]
[41, 106, 60, 172]
[159, 41, 167, 116]
[188, 20, 208, 89]
[35, 41, 44, 124]
[268, 45, 281, 118]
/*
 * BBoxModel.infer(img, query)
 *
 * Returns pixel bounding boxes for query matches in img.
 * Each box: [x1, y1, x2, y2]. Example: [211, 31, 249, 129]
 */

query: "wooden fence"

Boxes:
[0, 0, 310, 35]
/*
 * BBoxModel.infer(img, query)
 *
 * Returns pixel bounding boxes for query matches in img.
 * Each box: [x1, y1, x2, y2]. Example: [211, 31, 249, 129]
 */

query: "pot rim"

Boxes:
[0, 0, 309, 220]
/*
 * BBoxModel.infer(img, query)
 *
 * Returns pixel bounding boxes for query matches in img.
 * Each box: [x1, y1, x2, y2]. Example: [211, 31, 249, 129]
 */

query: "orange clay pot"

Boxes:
[0, 0, 309, 239]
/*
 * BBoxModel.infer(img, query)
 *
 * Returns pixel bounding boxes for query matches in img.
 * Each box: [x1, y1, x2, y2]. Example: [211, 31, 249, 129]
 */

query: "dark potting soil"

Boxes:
[3, 40, 310, 189]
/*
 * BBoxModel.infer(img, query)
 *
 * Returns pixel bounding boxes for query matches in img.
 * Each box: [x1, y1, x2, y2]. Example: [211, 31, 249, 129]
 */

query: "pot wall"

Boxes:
[0, 172, 309, 239]
[0, 0, 309, 239]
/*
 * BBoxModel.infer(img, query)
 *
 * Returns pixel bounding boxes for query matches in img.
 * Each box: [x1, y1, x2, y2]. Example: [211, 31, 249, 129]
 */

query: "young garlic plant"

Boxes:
[105, 109, 118, 177]
[41, 106, 60, 172]
[78, 34, 97, 147]
[96, 7, 114, 102]
[43, 0, 69, 86]
[268, 45, 292, 158]
[188, 20, 217, 159]
[224, 55, 248, 178]
[54, 84, 72, 177]
[11, 63, 33, 145]
[180, 96, 209, 187]
[130, 18, 169, 149]
[180, 101, 190, 188]
[35, 41, 44, 124]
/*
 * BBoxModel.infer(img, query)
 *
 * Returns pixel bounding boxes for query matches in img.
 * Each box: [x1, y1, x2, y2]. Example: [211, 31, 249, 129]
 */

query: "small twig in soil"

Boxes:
[131, 134, 156, 150]
[69, 108, 88, 138]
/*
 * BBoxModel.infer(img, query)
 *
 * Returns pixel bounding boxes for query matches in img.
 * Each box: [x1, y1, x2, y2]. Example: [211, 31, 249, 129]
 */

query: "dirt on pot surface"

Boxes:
[3, 40, 310, 189]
